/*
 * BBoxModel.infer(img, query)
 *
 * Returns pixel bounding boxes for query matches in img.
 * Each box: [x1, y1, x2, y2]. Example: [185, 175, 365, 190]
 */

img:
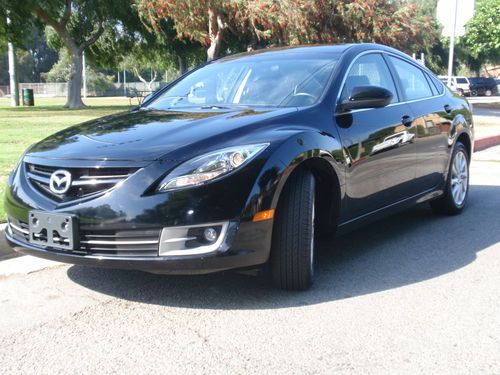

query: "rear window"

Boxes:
[429, 75, 445, 95]
[389, 56, 433, 100]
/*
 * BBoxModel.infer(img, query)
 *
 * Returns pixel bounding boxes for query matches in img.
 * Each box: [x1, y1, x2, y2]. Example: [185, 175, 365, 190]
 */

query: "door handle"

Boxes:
[402, 115, 414, 127]
[444, 104, 452, 114]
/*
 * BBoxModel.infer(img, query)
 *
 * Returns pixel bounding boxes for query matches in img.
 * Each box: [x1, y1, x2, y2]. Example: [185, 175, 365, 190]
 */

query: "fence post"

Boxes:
[123, 70, 127, 97]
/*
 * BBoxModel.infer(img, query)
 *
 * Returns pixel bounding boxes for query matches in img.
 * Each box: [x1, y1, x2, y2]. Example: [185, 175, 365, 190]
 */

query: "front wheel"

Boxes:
[271, 168, 315, 291]
[485, 89, 492, 97]
[430, 142, 469, 215]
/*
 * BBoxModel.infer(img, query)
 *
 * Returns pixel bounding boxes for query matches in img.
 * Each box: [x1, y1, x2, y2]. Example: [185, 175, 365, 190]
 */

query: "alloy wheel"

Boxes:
[450, 150, 468, 206]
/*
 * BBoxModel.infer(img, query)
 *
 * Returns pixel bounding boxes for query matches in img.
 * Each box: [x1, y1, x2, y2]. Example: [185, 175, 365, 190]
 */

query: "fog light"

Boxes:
[159, 222, 229, 256]
[203, 227, 218, 242]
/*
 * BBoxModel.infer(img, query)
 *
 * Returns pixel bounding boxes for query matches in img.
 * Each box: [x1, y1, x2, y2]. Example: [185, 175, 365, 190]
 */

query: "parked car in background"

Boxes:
[438, 76, 470, 96]
[468, 77, 498, 96]
[4, 43, 474, 290]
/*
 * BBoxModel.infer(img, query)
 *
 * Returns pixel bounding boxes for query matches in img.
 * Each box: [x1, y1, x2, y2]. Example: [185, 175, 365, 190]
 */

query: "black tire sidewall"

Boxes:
[271, 169, 316, 290]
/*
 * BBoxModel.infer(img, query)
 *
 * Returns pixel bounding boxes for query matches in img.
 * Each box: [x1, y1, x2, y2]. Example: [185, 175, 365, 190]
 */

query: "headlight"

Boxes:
[157, 143, 269, 192]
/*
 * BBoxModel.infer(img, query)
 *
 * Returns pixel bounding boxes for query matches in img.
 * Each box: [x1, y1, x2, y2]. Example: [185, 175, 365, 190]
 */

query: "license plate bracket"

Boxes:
[28, 211, 79, 250]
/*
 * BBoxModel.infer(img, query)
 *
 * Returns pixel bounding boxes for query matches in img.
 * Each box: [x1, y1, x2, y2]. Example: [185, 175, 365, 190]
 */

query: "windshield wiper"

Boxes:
[200, 105, 231, 110]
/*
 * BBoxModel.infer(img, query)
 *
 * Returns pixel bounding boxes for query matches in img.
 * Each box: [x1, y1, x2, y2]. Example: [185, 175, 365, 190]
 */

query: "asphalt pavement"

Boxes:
[0, 158, 499, 374]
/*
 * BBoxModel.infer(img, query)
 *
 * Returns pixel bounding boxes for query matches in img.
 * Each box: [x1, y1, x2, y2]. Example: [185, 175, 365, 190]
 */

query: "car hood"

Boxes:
[26, 107, 297, 161]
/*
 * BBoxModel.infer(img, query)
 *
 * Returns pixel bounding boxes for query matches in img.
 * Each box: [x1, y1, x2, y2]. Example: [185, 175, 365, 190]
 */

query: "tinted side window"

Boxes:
[389, 57, 433, 100]
[340, 53, 398, 103]
[425, 74, 437, 96]
[430, 75, 445, 94]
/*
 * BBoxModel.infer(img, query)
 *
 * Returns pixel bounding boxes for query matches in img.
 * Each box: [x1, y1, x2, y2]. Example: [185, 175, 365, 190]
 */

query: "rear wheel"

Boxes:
[430, 142, 469, 215]
[485, 89, 492, 97]
[271, 168, 315, 291]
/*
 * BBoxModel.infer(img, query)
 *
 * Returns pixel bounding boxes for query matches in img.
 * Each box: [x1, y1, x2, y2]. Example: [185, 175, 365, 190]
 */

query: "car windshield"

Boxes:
[146, 56, 338, 110]
[456, 78, 468, 83]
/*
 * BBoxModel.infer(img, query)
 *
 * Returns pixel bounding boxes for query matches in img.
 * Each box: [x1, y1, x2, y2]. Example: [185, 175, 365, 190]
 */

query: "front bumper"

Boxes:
[5, 219, 273, 274]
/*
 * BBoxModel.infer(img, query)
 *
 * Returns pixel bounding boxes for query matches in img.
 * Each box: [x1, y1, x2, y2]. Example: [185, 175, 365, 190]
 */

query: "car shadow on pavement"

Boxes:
[67, 184, 500, 310]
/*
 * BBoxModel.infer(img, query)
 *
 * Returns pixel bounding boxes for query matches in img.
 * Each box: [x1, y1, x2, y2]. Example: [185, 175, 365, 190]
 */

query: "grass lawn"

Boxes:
[0, 97, 133, 222]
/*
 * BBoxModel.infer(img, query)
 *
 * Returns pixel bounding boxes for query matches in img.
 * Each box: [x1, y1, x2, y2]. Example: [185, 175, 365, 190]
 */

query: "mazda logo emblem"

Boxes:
[49, 170, 72, 194]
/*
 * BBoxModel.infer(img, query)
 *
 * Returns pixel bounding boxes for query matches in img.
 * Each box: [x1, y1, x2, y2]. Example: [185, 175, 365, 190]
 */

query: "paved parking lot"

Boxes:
[0, 158, 499, 374]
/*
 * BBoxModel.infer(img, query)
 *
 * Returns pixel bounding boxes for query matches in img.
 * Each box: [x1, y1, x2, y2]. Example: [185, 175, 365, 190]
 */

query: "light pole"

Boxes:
[82, 51, 87, 99]
[447, 0, 458, 86]
[6, 16, 19, 107]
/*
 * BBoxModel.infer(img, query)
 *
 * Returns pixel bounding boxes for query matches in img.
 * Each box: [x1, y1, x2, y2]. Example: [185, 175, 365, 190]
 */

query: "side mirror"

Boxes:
[338, 86, 393, 112]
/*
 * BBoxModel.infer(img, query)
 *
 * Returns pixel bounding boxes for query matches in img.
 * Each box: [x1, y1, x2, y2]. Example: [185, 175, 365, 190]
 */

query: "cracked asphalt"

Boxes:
[0, 159, 499, 374]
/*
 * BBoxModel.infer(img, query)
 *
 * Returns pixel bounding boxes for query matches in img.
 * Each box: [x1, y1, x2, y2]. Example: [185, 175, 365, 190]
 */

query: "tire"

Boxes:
[271, 168, 315, 291]
[458, 89, 464, 96]
[485, 89, 492, 97]
[430, 142, 469, 215]
[471, 90, 478, 97]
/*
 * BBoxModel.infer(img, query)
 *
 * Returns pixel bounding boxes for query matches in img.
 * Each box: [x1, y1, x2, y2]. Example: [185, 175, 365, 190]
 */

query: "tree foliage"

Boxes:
[140, 0, 439, 61]
[464, 0, 500, 64]
[138, 0, 246, 61]
[42, 49, 114, 94]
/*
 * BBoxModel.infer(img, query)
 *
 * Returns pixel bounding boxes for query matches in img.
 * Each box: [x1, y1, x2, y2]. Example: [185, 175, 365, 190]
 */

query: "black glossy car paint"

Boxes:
[4, 44, 474, 274]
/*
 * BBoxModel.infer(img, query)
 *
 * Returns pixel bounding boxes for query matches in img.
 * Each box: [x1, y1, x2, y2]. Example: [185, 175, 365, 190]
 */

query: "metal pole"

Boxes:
[6, 16, 19, 107]
[82, 51, 87, 99]
[447, 0, 458, 86]
[123, 70, 127, 96]
[421, 52, 425, 66]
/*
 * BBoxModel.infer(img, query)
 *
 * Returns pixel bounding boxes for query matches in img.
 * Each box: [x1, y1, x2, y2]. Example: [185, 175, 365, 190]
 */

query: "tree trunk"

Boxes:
[65, 49, 85, 108]
[133, 67, 157, 91]
[207, 8, 224, 61]
[178, 55, 187, 75]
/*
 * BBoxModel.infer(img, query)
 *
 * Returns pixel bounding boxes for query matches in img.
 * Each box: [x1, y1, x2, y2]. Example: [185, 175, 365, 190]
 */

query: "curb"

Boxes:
[474, 135, 500, 153]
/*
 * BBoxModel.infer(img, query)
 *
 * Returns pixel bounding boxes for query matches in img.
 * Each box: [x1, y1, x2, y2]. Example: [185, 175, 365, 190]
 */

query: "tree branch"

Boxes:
[35, 6, 63, 34]
[60, 0, 72, 27]
[35, 5, 78, 51]
[80, 20, 105, 52]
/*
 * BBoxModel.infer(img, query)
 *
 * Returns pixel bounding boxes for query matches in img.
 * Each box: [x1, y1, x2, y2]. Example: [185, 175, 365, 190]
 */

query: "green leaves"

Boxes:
[464, 0, 500, 63]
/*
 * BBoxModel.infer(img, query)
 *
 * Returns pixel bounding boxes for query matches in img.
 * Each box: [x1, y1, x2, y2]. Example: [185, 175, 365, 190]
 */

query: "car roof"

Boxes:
[215, 43, 407, 62]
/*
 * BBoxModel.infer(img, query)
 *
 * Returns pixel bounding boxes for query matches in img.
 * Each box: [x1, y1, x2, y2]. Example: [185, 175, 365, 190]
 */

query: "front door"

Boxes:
[335, 53, 417, 222]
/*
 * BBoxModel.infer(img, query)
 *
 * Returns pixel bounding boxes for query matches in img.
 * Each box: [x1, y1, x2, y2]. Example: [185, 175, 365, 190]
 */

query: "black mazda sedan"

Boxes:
[4, 44, 473, 290]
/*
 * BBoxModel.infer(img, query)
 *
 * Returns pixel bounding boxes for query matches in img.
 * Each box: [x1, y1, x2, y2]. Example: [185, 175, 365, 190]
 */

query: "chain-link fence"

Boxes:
[0, 82, 165, 98]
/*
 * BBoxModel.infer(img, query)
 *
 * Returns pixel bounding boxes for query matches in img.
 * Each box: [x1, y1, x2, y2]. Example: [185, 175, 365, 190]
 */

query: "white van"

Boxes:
[438, 76, 470, 96]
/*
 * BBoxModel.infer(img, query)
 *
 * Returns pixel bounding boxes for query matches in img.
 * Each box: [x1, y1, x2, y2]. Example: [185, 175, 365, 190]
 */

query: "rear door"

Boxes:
[387, 56, 450, 191]
[335, 53, 417, 221]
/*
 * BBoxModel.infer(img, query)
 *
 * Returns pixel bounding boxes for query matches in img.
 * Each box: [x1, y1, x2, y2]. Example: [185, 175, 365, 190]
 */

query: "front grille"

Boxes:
[7, 217, 30, 242]
[80, 228, 161, 257]
[7, 217, 160, 257]
[25, 163, 138, 203]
